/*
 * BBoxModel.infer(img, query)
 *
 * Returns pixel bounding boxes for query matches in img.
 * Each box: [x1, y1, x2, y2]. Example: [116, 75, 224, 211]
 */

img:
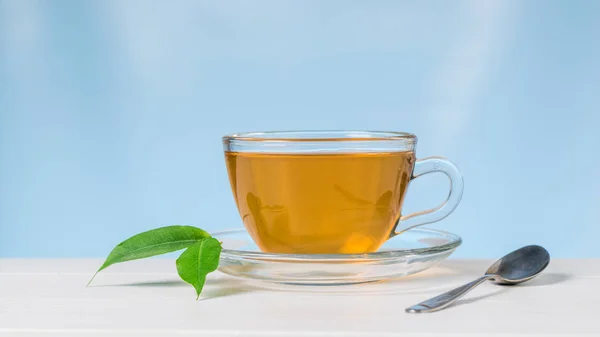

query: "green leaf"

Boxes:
[88, 225, 211, 286]
[176, 237, 222, 300]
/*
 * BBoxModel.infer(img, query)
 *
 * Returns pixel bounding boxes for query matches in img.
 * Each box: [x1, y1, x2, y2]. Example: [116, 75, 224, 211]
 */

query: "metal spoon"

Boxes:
[405, 245, 550, 313]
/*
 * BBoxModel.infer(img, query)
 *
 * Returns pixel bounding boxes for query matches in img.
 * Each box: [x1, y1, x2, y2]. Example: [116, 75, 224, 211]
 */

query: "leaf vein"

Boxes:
[102, 239, 202, 269]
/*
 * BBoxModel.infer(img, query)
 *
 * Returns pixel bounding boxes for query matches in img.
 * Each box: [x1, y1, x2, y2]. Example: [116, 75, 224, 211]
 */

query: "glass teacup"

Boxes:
[223, 131, 463, 254]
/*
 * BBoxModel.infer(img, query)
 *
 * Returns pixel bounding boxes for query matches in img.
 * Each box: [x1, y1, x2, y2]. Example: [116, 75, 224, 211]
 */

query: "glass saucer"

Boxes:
[213, 228, 461, 285]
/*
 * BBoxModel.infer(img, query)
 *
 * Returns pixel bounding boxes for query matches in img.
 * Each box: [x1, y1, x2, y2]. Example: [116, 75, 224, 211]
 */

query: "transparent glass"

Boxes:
[215, 228, 462, 285]
[223, 130, 417, 153]
[223, 130, 464, 254]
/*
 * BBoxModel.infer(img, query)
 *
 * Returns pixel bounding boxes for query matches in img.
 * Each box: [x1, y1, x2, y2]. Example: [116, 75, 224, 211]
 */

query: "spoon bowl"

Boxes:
[486, 245, 551, 284]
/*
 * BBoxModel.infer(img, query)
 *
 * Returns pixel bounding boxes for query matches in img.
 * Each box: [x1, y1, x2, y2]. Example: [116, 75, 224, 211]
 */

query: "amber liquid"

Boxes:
[225, 151, 415, 254]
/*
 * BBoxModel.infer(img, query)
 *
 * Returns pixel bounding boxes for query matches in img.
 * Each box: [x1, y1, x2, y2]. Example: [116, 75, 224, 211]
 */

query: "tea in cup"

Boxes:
[223, 131, 463, 254]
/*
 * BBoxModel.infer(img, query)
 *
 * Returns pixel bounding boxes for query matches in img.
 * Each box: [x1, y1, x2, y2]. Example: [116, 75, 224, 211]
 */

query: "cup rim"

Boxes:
[222, 130, 417, 142]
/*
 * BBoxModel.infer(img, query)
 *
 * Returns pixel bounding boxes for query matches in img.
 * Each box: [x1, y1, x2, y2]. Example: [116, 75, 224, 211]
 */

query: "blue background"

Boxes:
[1, 0, 598, 258]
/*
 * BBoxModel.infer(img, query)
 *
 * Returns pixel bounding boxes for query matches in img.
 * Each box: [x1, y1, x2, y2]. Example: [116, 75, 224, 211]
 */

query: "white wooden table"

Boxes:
[0, 258, 597, 336]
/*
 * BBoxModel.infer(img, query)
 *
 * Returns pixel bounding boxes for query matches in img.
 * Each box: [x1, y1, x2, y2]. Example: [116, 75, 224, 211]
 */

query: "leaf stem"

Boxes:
[86, 271, 99, 287]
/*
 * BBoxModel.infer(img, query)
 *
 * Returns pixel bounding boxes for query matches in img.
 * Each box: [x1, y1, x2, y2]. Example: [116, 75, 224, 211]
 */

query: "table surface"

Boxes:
[0, 258, 597, 336]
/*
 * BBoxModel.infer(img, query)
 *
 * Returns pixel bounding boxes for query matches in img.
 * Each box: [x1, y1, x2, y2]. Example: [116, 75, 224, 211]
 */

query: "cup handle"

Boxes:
[391, 156, 464, 237]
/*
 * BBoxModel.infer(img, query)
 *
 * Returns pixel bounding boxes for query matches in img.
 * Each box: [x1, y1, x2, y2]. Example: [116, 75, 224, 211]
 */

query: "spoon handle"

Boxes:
[405, 275, 491, 313]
